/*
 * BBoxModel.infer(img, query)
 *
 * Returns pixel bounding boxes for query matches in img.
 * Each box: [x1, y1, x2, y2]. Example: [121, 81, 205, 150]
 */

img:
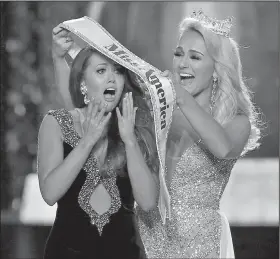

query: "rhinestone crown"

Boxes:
[190, 10, 233, 38]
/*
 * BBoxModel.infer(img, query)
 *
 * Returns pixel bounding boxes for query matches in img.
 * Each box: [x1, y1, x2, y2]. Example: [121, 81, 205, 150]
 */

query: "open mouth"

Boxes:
[180, 73, 195, 81]
[103, 87, 116, 102]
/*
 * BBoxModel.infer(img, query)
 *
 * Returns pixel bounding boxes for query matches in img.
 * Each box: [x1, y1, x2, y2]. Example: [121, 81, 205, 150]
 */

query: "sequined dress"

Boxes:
[136, 133, 237, 258]
[43, 109, 144, 259]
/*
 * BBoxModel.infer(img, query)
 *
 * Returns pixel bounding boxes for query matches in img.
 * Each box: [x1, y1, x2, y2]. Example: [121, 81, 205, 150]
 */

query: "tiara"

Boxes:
[190, 10, 233, 37]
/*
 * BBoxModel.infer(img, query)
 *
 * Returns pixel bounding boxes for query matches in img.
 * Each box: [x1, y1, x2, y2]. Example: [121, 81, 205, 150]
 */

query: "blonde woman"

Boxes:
[136, 11, 262, 258]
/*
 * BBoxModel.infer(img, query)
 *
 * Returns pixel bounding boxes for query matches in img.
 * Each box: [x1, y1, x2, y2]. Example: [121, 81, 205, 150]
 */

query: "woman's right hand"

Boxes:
[161, 70, 187, 106]
[82, 100, 112, 146]
[52, 25, 73, 59]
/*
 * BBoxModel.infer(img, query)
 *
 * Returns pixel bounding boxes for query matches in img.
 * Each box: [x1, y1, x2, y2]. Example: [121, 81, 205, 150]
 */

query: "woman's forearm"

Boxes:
[178, 93, 233, 158]
[125, 138, 158, 211]
[41, 138, 94, 205]
[53, 56, 74, 110]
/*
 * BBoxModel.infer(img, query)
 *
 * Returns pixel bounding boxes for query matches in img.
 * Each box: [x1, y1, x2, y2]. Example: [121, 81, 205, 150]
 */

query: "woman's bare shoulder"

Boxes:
[39, 109, 71, 139]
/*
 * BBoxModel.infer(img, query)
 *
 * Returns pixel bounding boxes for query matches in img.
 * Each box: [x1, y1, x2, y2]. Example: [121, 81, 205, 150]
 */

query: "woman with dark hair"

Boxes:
[37, 27, 159, 259]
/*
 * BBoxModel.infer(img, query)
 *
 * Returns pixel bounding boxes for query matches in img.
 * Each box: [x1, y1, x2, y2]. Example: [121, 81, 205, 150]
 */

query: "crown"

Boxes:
[190, 10, 233, 37]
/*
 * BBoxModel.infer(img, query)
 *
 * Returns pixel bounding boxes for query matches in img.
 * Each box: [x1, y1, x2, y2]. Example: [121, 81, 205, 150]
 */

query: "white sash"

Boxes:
[60, 17, 176, 224]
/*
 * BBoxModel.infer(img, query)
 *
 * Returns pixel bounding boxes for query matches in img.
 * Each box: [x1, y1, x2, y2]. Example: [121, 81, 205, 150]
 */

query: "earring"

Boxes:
[210, 76, 218, 114]
[80, 82, 90, 105]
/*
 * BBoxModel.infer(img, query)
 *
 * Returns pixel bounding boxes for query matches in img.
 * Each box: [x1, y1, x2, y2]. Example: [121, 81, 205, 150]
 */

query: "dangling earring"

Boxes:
[210, 76, 218, 114]
[80, 82, 90, 105]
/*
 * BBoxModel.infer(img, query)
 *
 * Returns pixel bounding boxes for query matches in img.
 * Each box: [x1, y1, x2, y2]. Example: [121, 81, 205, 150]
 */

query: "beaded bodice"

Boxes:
[48, 109, 122, 236]
[136, 141, 237, 258]
[169, 142, 237, 211]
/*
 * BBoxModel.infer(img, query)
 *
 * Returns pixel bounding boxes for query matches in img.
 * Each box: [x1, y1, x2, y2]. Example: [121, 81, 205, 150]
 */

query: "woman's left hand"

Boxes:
[116, 92, 138, 146]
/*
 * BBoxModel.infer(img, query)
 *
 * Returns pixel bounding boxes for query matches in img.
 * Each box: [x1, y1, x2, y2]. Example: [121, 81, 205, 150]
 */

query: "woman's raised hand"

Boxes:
[161, 70, 186, 106]
[52, 25, 73, 59]
[116, 92, 138, 146]
[82, 100, 112, 146]
[161, 70, 172, 78]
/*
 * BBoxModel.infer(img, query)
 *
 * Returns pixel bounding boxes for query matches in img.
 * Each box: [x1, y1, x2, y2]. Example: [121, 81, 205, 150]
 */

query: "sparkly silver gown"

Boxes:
[136, 114, 237, 258]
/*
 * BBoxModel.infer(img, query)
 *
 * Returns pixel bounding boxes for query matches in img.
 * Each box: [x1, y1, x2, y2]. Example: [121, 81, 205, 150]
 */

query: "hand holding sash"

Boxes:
[161, 70, 186, 107]
[52, 26, 73, 59]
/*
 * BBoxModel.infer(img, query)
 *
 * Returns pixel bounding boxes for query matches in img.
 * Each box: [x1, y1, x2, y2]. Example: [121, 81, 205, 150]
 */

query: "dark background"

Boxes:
[1, 2, 279, 259]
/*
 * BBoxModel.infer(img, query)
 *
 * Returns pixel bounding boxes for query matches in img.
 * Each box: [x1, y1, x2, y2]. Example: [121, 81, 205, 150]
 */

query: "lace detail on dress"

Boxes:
[48, 109, 121, 236]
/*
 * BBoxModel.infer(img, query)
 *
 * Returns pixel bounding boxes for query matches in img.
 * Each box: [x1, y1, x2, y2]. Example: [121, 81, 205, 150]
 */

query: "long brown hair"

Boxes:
[69, 47, 159, 177]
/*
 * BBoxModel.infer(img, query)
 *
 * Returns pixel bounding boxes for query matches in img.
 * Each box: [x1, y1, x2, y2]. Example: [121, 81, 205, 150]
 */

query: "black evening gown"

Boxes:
[43, 109, 145, 259]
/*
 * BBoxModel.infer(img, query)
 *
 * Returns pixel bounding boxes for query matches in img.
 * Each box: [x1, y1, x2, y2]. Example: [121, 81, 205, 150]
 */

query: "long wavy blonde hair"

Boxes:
[178, 17, 262, 155]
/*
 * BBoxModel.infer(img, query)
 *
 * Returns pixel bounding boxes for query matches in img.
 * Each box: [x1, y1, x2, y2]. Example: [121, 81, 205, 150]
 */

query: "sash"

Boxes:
[60, 17, 175, 224]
